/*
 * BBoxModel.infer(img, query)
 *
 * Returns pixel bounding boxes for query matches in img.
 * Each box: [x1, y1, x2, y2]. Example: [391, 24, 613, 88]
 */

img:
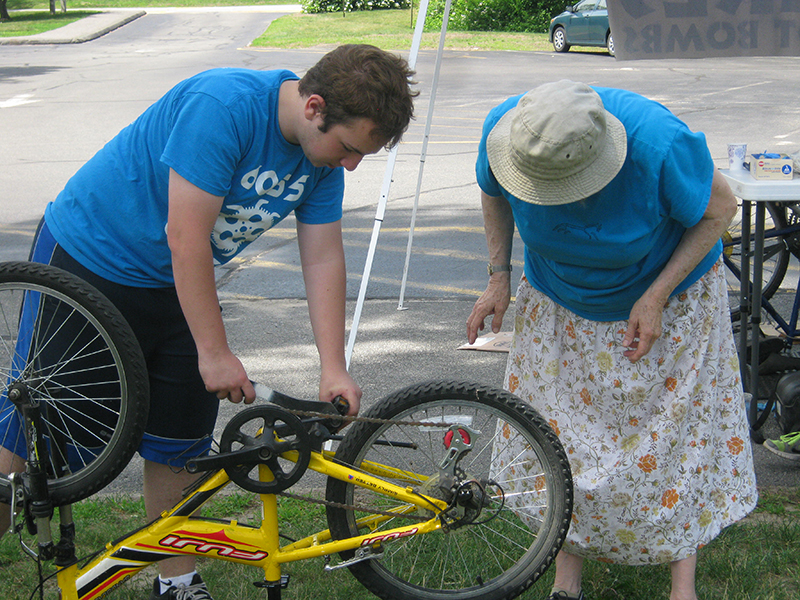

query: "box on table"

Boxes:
[749, 153, 794, 180]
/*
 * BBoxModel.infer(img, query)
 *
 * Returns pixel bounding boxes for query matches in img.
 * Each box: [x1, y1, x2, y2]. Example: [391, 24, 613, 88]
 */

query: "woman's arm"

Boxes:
[466, 191, 516, 344]
[623, 169, 737, 362]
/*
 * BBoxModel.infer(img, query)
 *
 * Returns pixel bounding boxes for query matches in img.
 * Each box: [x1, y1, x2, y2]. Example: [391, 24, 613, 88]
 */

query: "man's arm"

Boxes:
[622, 169, 737, 362]
[466, 191, 516, 344]
[167, 169, 255, 403]
[296, 219, 362, 415]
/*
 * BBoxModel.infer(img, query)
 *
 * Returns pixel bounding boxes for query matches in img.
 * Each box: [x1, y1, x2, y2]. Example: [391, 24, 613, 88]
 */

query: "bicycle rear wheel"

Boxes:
[325, 380, 573, 600]
[723, 200, 790, 322]
[0, 261, 149, 506]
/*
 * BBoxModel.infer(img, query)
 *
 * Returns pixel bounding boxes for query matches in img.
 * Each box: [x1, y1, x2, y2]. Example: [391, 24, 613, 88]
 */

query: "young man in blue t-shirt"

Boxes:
[0, 44, 417, 600]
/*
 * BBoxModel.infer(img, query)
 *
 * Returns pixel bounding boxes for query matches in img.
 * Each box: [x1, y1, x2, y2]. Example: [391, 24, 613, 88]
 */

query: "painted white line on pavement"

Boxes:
[0, 94, 39, 108]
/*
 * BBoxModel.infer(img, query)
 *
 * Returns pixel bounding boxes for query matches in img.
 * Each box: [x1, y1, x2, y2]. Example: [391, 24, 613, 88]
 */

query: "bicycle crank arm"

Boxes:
[185, 446, 274, 473]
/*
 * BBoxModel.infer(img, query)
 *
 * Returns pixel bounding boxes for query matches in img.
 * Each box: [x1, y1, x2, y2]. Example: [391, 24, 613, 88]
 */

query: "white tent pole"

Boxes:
[398, 0, 452, 310]
[345, 0, 432, 368]
[406, 0, 429, 69]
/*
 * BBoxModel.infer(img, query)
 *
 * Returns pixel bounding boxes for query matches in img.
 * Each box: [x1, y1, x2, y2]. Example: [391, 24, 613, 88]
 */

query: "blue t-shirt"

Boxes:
[476, 87, 718, 321]
[45, 68, 344, 287]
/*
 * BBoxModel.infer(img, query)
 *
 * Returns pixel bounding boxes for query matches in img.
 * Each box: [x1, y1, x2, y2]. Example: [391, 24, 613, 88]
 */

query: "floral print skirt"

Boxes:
[504, 261, 757, 565]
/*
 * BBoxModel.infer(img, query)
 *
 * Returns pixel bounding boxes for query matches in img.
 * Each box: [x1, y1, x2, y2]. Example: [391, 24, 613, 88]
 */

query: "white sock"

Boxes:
[160, 571, 198, 594]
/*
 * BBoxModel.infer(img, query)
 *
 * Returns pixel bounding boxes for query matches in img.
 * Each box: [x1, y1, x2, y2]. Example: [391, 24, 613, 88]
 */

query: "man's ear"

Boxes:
[303, 94, 326, 122]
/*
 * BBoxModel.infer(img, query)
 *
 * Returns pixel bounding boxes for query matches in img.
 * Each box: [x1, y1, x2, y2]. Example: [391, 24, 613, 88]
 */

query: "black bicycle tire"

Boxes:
[0, 261, 149, 506]
[325, 380, 573, 600]
[724, 201, 790, 322]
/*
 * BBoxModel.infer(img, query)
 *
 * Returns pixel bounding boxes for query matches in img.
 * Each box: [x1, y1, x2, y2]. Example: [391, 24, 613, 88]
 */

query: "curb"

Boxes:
[0, 9, 146, 45]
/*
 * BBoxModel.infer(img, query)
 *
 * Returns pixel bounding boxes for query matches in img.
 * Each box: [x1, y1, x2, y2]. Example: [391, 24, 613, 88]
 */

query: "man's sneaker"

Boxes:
[763, 431, 800, 462]
[548, 591, 586, 600]
[150, 573, 214, 600]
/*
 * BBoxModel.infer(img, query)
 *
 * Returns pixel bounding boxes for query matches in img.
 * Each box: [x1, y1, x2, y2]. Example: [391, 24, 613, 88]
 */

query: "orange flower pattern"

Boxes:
[727, 436, 745, 455]
[499, 263, 757, 565]
[637, 454, 657, 473]
[661, 489, 680, 509]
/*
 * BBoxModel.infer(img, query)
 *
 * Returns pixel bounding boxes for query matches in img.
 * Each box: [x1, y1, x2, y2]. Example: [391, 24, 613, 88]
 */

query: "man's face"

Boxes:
[302, 116, 386, 172]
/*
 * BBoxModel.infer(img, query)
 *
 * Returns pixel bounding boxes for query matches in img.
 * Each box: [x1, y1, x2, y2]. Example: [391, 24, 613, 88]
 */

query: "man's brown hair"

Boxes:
[298, 44, 417, 149]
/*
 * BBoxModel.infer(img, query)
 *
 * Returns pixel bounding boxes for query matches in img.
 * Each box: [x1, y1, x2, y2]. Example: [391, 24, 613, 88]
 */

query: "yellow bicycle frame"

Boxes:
[55, 449, 448, 600]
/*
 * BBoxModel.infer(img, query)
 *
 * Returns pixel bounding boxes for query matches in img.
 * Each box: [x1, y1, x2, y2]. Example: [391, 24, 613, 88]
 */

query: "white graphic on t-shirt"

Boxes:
[241, 166, 308, 202]
[210, 168, 310, 260]
[212, 201, 281, 259]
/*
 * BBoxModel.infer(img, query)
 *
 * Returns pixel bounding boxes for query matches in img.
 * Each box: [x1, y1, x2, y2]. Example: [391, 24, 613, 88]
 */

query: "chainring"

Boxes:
[219, 405, 312, 494]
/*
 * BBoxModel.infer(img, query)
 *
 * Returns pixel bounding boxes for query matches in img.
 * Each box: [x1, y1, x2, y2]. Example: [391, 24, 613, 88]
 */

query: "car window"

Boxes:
[596, 0, 607, 9]
[573, 0, 599, 12]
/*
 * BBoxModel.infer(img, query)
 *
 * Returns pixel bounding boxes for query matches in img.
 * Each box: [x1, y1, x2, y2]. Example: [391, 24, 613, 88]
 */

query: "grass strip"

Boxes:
[0, 10, 98, 36]
[1, 488, 797, 600]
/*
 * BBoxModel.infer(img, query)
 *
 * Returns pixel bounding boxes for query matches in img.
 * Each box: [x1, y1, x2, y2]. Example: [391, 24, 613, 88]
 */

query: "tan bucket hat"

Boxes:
[487, 80, 627, 205]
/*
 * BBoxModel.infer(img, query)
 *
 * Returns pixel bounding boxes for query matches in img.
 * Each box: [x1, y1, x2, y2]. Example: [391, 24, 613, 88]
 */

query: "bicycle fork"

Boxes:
[9, 382, 76, 566]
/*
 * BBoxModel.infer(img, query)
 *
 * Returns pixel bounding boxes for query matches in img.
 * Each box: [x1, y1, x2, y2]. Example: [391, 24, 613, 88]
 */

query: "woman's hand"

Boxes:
[622, 289, 667, 362]
[467, 273, 512, 345]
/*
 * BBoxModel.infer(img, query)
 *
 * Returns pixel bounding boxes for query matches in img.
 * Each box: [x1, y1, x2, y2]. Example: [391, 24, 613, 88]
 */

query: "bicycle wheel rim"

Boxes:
[0, 261, 149, 506]
[326, 381, 572, 600]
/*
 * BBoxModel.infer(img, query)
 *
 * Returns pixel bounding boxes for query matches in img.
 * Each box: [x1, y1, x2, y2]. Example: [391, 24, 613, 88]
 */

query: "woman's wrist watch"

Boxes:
[487, 263, 512, 276]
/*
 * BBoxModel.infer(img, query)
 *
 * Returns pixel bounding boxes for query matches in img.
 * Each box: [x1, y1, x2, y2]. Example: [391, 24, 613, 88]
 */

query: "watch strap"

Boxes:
[487, 263, 512, 276]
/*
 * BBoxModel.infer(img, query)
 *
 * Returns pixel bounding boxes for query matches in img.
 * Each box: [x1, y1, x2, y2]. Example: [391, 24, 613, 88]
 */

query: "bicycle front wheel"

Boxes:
[325, 380, 573, 600]
[0, 261, 149, 506]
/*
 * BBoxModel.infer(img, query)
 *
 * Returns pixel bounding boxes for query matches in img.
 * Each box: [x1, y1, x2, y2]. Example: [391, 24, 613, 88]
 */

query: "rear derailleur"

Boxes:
[421, 423, 504, 529]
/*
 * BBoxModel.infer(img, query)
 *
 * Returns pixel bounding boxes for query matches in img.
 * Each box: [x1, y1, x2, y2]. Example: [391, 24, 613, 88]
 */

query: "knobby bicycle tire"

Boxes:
[325, 380, 573, 600]
[723, 201, 790, 322]
[0, 261, 149, 506]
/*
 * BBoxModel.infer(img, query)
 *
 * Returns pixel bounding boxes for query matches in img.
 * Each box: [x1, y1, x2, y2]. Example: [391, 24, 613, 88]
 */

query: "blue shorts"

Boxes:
[13, 219, 220, 467]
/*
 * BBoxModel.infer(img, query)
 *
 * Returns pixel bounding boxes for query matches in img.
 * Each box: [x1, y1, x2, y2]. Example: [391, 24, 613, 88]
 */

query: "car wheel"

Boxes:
[607, 32, 615, 56]
[552, 26, 570, 53]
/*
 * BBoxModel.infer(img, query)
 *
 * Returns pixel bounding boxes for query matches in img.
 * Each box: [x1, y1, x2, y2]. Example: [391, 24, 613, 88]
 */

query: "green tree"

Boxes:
[302, 0, 409, 14]
[425, 0, 565, 33]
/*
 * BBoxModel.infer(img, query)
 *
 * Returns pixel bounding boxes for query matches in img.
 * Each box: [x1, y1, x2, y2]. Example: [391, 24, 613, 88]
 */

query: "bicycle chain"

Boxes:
[271, 406, 455, 519]
[278, 407, 460, 429]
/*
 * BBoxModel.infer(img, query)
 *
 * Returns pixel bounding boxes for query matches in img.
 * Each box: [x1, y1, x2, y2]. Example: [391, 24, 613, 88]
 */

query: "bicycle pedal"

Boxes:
[324, 546, 384, 571]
